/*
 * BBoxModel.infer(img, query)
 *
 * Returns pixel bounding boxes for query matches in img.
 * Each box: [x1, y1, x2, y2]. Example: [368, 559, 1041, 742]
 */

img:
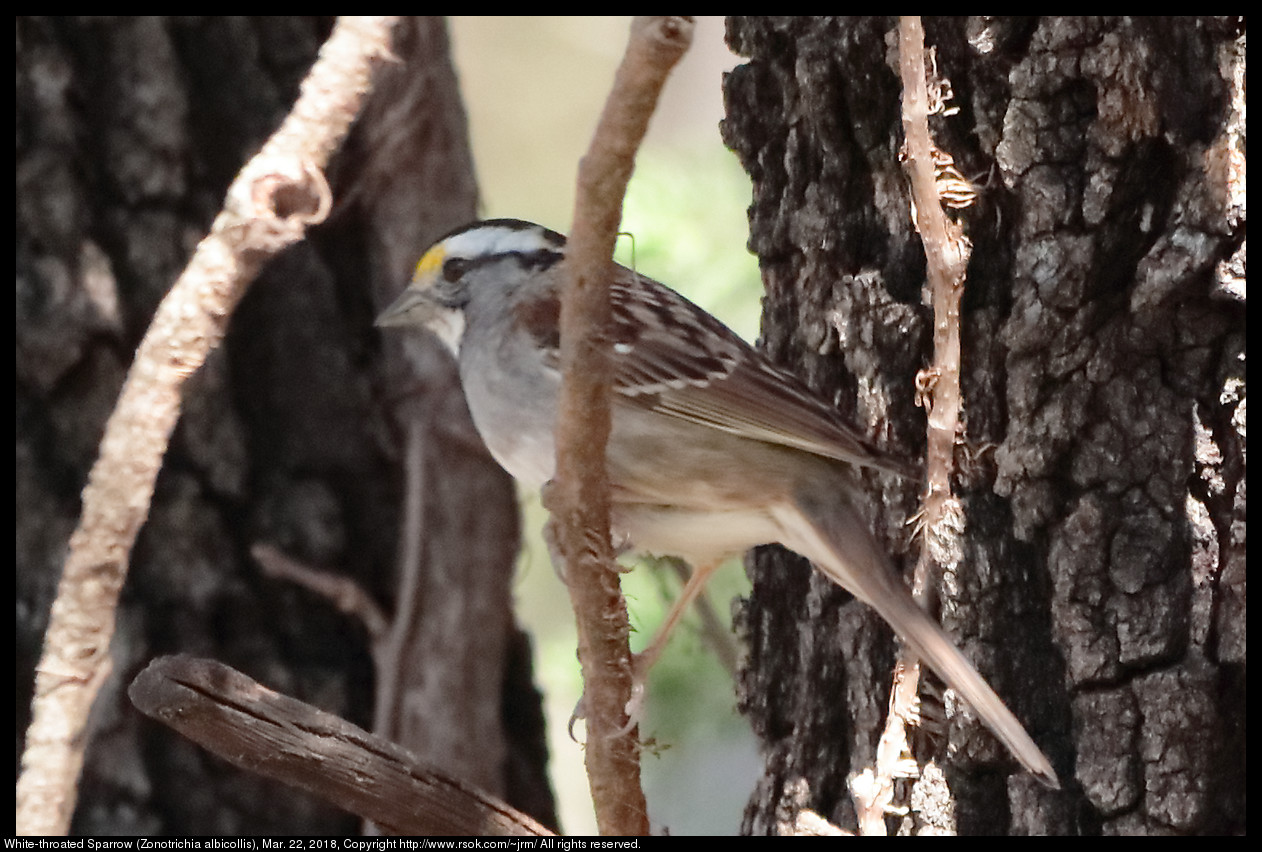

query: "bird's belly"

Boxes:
[463, 368, 801, 563]
[612, 503, 782, 566]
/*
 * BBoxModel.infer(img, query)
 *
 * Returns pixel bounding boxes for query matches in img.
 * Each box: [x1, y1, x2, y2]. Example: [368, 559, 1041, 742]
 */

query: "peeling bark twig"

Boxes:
[858, 15, 975, 825]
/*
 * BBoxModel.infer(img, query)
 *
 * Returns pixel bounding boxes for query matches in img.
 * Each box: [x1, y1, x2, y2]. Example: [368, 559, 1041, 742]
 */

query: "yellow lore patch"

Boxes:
[413, 244, 447, 283]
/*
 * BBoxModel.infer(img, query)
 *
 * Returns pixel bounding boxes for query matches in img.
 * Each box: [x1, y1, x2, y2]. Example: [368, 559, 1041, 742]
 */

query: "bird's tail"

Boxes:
[774, 494, 1059, 788]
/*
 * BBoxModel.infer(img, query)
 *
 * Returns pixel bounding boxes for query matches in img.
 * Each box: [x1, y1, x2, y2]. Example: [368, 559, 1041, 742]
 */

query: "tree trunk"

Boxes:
[17, 15, 555, 834]
[723, 15, 1244, 836]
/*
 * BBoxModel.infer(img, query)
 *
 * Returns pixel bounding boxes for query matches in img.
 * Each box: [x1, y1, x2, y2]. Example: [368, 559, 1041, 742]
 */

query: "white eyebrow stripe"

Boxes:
[445, 225, 560, 259]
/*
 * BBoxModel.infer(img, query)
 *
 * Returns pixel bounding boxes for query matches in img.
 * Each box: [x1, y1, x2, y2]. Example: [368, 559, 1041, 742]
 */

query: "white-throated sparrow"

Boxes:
[377, 218, 1057, 787]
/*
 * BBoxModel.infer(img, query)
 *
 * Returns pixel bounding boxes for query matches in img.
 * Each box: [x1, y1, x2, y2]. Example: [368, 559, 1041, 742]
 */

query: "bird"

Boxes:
[376, 217, 1058, 787]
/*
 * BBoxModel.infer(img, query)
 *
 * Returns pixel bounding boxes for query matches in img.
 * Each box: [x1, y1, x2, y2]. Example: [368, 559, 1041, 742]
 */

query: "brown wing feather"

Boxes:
[606, 266, 915, 479]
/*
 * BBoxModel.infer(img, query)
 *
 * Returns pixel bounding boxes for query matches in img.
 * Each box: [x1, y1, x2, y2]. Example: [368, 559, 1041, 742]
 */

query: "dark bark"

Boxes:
[17, 15, 555, 834]
[723, 15, 1244, 836]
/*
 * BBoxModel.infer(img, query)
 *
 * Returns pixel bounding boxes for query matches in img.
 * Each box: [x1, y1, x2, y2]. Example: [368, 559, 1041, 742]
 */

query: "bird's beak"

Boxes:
[375, 287, 433, 328]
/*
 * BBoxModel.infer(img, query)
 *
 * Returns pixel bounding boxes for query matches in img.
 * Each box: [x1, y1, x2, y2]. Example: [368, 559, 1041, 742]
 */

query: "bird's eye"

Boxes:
[442, 257, 470, 282]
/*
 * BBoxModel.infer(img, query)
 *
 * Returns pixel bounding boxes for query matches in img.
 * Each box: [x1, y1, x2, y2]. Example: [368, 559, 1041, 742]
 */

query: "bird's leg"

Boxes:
[624, 559, 723, 724]
[634, 559, 723, 675]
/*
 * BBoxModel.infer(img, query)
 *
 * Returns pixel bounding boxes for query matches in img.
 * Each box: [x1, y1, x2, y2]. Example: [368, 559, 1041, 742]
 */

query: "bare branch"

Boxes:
[898, 17, 971, 542]
[548, 15, 693, 837]
[128, 656, 553, 837]
[861, 14, 977, 813]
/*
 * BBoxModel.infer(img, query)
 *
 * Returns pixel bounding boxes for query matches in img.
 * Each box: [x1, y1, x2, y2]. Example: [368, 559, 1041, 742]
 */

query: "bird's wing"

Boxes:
[605, 267, 915, 479]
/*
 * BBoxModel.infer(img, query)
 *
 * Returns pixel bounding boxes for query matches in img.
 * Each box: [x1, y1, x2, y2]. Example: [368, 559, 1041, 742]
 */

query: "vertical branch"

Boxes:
[15, 17, 400, 836]
[857, 16, 975, 821]
[549, 15, 693, 837]
[899, 16, 970, 550]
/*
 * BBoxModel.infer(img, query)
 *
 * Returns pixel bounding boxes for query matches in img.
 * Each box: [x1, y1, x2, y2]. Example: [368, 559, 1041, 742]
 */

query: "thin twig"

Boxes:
[547, 15, 693, 837]
[860, 15, 975, 819]
[898, 20, 970, 538]
[15, 17, 400, 836]
[373, 415, 429, 741]
[251, 543, 390, 641]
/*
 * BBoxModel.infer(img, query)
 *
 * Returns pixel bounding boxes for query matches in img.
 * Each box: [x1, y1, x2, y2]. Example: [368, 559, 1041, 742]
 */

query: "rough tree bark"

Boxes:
[17, 16, 555, 834]
[723, 16, 1244, 836]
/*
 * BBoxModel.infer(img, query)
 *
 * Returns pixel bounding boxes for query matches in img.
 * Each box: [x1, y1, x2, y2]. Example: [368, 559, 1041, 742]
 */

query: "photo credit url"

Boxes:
[5, 841, 643, 851]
